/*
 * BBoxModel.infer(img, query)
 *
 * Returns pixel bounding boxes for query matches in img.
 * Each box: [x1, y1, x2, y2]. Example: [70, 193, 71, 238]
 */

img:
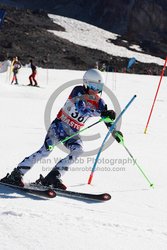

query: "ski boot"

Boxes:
[0, 168, 24, 187]
[35, 169, 67, 190]
[33, 83, 39, 87]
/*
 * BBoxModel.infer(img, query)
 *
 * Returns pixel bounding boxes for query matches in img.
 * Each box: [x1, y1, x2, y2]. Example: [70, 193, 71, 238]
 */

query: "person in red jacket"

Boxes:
[28, 59, 38, 86]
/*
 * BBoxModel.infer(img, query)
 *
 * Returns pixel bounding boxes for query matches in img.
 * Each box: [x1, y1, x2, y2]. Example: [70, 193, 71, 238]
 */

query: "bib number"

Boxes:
[71, 110, 85, 123]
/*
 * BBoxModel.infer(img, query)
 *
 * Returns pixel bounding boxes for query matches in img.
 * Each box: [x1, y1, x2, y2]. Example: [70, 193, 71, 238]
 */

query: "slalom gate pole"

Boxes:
[119, 139, 154, 188]
[87, 95, 137, 185]
[48, 117, 112, 151]
[144, 57, 167, 134]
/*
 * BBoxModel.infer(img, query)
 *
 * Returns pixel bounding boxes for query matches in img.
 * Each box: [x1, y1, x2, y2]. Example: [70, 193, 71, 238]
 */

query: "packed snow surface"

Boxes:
[0, 66, 167, 250]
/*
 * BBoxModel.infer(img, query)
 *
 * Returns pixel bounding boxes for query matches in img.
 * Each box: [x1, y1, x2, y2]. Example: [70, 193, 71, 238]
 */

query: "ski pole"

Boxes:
[88, 95, 137, 184]
[120, 140, 154, 188]
[48, 117, 113, 150]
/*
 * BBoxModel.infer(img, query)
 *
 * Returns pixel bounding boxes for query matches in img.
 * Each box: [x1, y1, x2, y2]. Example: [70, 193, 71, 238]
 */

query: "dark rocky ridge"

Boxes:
[1, 0, 166, 59]
[0, 2, 166, 74]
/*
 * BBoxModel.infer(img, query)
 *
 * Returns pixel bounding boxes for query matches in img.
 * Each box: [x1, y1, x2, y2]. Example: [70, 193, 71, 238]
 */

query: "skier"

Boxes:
[11, 57, 21, 85]
[1, 68, 123, 190]
[28, 59, 38, 86]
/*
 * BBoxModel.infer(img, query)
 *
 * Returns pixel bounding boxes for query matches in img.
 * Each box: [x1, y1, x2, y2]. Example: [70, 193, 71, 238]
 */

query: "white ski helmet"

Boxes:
[83, 68, 104, 93]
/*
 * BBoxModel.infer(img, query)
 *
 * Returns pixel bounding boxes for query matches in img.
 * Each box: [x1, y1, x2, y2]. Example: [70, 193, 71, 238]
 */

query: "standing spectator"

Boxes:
[28, 59, 38, 86]
[94, 61, 99, 69]
[100, 63, 106, 72]
[11, 57, 21, 85]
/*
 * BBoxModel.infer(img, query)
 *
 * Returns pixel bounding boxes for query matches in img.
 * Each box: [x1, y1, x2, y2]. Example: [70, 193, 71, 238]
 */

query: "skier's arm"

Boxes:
[100, 105, 124, 143]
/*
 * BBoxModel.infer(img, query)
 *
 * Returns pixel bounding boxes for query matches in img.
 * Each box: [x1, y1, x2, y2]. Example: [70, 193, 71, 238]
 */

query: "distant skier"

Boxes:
[1, 68, 123, 189]
[28, 59, 38, 86]
[11, 57, 21, 85]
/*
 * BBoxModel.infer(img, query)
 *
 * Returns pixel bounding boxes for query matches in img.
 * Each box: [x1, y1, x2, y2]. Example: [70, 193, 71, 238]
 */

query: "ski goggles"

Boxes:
[88, 82, 104, 93]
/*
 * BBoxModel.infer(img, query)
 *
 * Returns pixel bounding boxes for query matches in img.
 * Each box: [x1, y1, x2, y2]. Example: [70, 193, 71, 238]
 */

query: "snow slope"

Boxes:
[48, 14, 165, 65]
[0, 67, 167, 250]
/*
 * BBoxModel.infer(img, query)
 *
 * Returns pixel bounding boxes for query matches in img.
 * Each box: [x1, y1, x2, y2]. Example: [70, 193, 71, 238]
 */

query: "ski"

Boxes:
[15, 84, 41, 88]
[52, 188, 111, 202]
[0, 181, 111, 201]
[0, 181, 56, 198]
[26, 84, 40, 88]
[28, 183, 111, 202]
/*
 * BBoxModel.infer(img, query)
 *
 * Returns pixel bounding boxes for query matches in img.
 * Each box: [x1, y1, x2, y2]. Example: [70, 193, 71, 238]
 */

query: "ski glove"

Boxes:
[112, 130, 124, 143]
[101, 109, 116, 121]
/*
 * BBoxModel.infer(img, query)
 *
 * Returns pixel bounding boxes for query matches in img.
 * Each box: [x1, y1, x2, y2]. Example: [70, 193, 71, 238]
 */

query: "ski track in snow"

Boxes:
[0, 68, 167, 250]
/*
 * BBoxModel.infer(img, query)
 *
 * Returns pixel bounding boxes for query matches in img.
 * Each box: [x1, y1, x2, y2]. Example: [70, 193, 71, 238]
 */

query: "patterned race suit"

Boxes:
[17, 85, 107, 175]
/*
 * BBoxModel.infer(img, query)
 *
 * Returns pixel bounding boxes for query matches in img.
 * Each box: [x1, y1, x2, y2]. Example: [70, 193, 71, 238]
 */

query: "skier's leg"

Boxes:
[32, 72, 38, 86]
[42, 138, 83, 189]
[17, 144, 52, 175]
[56, 139, 83, 175]
[17, 121, 60, 175]
[11, 74, 16, 84]
[15, 74, 18, 84]
[0, 121, 60, 185]
[29, 75, 33, 85]
[13, 71, 18, 84]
